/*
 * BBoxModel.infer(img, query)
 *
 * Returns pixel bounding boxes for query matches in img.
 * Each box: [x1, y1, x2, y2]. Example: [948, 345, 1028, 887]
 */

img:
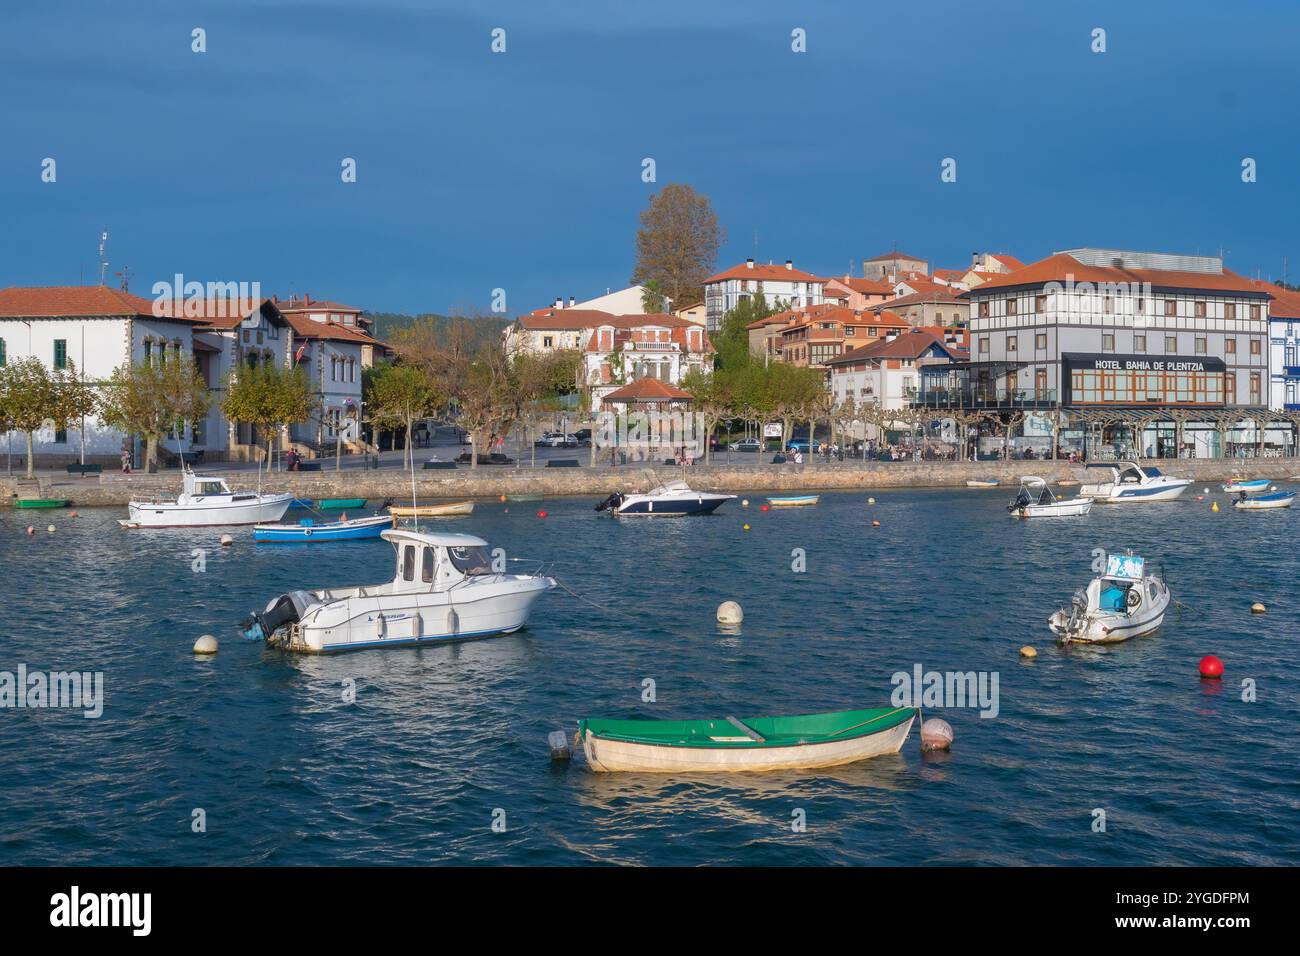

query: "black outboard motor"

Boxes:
[238, 590, 319, 642]
[1007, 489, 1032, 513]
[594, 493, 624, 513]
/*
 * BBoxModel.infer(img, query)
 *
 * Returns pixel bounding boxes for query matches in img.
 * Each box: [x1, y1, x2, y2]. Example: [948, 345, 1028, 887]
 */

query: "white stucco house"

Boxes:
[703, 259, 825, 332]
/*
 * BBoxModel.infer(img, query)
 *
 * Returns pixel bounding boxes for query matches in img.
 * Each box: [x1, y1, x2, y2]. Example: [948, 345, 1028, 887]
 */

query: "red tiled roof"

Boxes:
[0, 285, 206, 322]
[876, 287, 965, 310]
[826, 329, 955, 366]
[517, 309, 617, 330]
[602, 378, 693, 402]
[1250, 280, 1300, 317]
[284, 313, 374, 344]
[704, 262, 826, 284]
[831, 276, 894, 296]
[986, 254, 1027, 271]
[275, 297, 361, 314]
[154, 297, 281, 330]
[965, 252, 1269, 296]
[866, 250, 925, 263]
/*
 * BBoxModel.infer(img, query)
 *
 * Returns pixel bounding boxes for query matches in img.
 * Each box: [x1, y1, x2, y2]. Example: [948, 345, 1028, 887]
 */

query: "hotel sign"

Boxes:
[1062, 352, 1226, 374]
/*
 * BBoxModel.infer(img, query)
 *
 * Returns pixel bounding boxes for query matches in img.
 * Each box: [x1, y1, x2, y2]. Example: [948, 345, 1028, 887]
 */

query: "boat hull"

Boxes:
[318, 498, 367, 510]
[1049, 586, 1170, 644]
[14, 499, 71, 509]
[581, 713, 915, 773]
[614, 495, 732, 516]
[125, 493, 294, 527]
[965, 480, 1000, 488]
[388, 501, 474, 517]
[1010, 498, 1093, 518]
[276, 577, 553, 653]
[252, 514, 391, 542]
[1223, 480, 1271, 493]
[1079, 479, 1190, 502]
[1233, 492, 1294, 510]
[767, 495, 820, 507]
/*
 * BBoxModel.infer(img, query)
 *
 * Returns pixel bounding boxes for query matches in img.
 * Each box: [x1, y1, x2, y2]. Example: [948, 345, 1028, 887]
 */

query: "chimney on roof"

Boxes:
[568, 296, 575, 307]
[785, 259, 793, 270]
[272, 294, 279, 304]
[746, 258, 754, 269]
[303, 294, 311, 306]
[554, 296, 563, 309]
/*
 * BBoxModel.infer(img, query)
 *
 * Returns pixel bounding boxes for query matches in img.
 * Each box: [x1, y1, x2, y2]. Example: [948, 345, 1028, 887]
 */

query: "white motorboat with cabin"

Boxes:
[120, 468, 294, 528]
[1007, 476, 1093, 518]
[1078, 461, 1190, 503]
[1048, 552, 1170, 644]
[595, 478, 735, 516]
[237, 529, 555, 652]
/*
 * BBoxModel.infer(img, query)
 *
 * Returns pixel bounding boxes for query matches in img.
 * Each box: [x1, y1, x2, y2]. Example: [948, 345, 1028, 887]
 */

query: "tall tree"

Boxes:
[0, 358, 57, 478]
[220, 363, 316, 474]
[716, 291, 786, 367]
[631, 183, 724, 310]
[365, 362, 444, 469]
[100, 358, 210, 473]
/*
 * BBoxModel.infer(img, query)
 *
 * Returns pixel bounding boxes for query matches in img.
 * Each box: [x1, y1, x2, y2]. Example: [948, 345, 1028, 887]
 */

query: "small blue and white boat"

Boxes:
[1222, 478, 1271, 493]
[767, 495, 820, 507]
[253, 514, 392, 543]
[1232, 490, 1295, 511]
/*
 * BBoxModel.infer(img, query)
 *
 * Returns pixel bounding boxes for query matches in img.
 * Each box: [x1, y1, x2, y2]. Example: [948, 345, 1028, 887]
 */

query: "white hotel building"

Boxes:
[703, 259, 825, 332]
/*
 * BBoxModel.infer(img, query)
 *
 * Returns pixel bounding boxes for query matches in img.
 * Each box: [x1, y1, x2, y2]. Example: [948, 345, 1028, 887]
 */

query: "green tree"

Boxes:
[714, 292, 788, 368]
[220, 363, 316, 474]
[631, 183, 724, 310]
[641, 279, 669, 313]
[365, 362, 444, 468]
[0, 358, 57, 478]
[52, 361, 100, 465]
[100, 358, 210, 473]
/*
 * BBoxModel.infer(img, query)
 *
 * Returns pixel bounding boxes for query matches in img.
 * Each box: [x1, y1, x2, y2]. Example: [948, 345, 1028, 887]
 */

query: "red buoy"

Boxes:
[760, 504, 770, 512]
[1199, 654, 1224, 679]
[537, 509, 547, 519]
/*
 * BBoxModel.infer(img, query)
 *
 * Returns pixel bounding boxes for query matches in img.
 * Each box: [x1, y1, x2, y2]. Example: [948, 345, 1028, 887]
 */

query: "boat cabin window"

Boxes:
[447, 545, 493, 576]
[194, 480, 226, 495]
[422, 546, 435, 583]
[1145, 467, 1162, 477]
[402, 545, 415, 582]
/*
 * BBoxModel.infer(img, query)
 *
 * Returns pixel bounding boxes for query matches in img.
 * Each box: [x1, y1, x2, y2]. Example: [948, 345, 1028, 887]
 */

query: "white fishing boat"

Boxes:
[120, 469, 294, 528]
[595, 479, 734, 516]
[1048, 552, 1170, 644]
[1078, 461, 1190, 503]
[238, 529, 555, 653]
[965, 479, 1000, 488]
[1232, 490, 1295, 510]
[1007, 476, 1092, 518]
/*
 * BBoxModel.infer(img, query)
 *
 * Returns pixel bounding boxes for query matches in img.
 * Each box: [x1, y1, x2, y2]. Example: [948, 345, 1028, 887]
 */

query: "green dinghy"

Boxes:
[578, 706, 917, 773]
[14, 498, 71, 509]
[318, 498, 367, 510]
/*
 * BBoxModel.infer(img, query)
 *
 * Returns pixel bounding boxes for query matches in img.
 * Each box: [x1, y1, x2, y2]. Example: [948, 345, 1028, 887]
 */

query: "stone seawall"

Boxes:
[4, 459, 1298, 507]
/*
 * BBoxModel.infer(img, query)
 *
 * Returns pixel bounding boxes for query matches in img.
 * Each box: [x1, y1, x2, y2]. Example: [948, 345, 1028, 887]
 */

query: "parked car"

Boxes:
[535, 432, 568, 447]
[786, 438, 812, 453]
[729, 438, 764, 453]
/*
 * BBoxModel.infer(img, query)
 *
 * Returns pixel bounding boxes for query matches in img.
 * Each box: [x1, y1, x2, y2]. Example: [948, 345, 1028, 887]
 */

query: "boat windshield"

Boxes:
[1144, 467, 1162, 477]
[447, 545, 494, 576]
[193, 480, 228, 495]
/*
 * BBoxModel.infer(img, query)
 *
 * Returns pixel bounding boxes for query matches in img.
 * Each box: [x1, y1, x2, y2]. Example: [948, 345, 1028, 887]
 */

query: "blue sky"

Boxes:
[2, 0, 1297, 315]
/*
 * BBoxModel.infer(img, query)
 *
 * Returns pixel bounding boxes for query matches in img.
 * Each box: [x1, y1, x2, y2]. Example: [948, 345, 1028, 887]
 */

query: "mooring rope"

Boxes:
[551, 576, 625, 615]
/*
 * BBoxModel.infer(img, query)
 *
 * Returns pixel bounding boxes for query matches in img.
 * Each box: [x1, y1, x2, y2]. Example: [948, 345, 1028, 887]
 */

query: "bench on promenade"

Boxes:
[423, 461, 457, 470]
[296, 461, 322, 472]
[546, 458, 580, 468]
[65, 463, 103, 475]
[180, 451, 205, 466]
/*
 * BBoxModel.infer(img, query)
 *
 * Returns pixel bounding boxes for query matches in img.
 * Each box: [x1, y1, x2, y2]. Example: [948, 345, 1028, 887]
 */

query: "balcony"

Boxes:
[623, 341, 677, 352]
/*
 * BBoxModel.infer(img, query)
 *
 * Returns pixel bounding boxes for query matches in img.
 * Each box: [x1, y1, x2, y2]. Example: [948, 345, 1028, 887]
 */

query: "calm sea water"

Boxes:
[1, 486, 1297, 866]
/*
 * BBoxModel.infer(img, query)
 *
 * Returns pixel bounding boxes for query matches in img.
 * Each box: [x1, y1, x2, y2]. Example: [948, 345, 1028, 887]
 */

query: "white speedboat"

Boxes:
[238, 529, 555, 653]
[120, 469, 294, 528]
[595, 479, 735, 516]
[1007, 476, 1092, 518]
[1078, 461, 1190, 503]
[1048, 552, 1170, 644]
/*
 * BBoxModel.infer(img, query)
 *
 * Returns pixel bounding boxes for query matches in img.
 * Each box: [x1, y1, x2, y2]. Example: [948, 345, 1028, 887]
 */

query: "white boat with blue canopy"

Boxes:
[1078, 461, 1190, 503]
[1048, 552, 1170, 644]
[238, 528, 555, 652]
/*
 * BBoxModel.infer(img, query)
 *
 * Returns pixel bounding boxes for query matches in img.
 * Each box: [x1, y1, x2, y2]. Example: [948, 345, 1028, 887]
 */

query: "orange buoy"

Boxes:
[499, 494, 506, 502]
[871, 519, 881, 528]
[26, 525, 35, 536]
[1199, 655, 1224, 679]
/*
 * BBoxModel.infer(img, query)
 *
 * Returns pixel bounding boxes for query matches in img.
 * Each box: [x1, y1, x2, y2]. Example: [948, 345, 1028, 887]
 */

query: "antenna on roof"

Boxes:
[115, 265, 133, 292]
[97, 229, 109, 286]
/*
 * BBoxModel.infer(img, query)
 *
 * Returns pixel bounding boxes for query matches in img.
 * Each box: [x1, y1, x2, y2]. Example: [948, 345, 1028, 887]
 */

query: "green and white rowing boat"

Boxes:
[318, 498, 367, 510]
[14, 498, 71, 509]
[577, 706, 916, 773]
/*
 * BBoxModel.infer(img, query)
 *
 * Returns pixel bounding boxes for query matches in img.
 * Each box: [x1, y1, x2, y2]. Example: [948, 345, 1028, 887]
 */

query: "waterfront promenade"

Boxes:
[5, 456, 1298, 508]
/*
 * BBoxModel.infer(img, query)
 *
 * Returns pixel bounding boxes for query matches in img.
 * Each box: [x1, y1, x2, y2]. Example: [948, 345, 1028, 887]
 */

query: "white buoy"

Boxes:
[46, 524, 56, 533]
[548, 730, 571, 760]
[716, 601, 743, 624]
[741, 499, 749, 508]
[193, 634, 218, 655]
[920, 717, 953, 752]
[219, 534, 234, 547]
[867, 496, 876, 504]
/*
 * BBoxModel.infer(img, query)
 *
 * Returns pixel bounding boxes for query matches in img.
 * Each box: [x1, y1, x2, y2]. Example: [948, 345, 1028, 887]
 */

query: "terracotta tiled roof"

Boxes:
[876, 287, 965, 310]
[517, 309, 617, 330]
[284, 313, 374, 344]
[826, 329, 956, 366]
[986, 254, 1027, 271]
[866, 250, 925, 263]
[964, 252, 1269, 297]
[932, 268, 967, 283]
[1250, 280, 1300, 317]
[0, 285, 207, 322]
[153, 297, 283, 330]
[704, 262, 826, 284]
[832, 276, 895, 296]
[602, 377, 693, 402]
[275, 297, 361, 314]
